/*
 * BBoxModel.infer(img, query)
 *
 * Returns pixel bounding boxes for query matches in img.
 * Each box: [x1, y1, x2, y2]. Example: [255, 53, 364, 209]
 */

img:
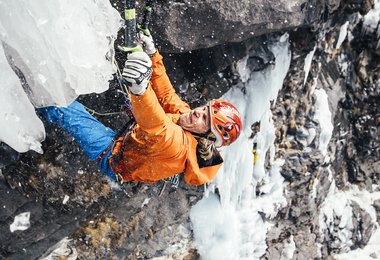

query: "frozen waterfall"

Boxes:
[0, 0, 120, 153]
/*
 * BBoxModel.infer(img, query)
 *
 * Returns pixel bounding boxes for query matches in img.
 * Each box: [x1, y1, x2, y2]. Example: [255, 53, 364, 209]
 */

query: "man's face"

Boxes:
[179, 105, 210, 134]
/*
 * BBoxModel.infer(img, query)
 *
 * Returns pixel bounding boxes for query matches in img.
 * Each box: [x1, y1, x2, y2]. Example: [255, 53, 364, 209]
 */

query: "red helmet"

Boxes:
[209, 99, 243, 147]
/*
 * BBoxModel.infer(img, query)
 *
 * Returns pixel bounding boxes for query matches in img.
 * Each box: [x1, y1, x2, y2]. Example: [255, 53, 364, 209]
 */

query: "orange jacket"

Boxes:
[109, 51, 222, 185]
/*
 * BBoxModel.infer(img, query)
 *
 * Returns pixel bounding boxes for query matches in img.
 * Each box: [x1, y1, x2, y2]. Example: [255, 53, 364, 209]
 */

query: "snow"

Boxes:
[153, 225, 194, 260]
[235, 56, 251, 83]
[363, 0, 380, 35]
[141, 198, 151, 207]
[313, 88, 333, 156]
[319, 179, 355, 252]
[280, 235, 296, 260]
[335, 228, 380, 260]
[303, 45, 316, 86]
[10, 212, 31, 232]
[39, 237, 78, 260]
[0, 0, 121, 153]
[363, 0, 380, 50]
[319, 180, 380, 256]
[310, 177, 320, 199]
[191, 34, 291, 259]
[190, 193, 240, 260]
[62, 195, 70, 205]
[336, 21, 349, 49]
[316, 154, 380, 258]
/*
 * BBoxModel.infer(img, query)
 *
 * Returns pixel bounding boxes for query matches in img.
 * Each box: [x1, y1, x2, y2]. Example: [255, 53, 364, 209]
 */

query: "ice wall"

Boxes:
[190, 34, 291, 259]
[0, 0, 121, 153]
[0, 44, 45, 153]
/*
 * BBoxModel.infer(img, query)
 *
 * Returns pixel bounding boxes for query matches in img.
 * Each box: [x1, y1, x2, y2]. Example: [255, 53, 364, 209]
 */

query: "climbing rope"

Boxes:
[83, 106, 125, 116]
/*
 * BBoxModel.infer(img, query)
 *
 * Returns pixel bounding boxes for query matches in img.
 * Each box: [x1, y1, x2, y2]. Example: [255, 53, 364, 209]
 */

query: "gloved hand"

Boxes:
[122, 52, 152, 95]
[137, 31, 156, 56]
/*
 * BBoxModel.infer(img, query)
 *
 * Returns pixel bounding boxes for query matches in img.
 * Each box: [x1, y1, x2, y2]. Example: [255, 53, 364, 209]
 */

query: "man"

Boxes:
[39, 33, 242, 186]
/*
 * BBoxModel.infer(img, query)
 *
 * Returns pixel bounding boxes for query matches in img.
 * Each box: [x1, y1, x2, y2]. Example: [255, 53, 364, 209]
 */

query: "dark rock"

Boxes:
[0, 179, 100, 259]
[149, 0, 342, 52]
[339, 0, 374, 15]
[159, 36, 274, 105]
[347, 160, 366, 183]
[264, 8, 378, 259]
[351, 201, 375, 249]
[0, 143, 20, 169]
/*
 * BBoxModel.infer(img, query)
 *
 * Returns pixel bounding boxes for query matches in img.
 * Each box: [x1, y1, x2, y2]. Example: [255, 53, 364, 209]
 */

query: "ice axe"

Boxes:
[139, 0, 154, 36]
[120, 0, 154, 53]
[116, 0, 155, 117]
[119, 0, 142, 53]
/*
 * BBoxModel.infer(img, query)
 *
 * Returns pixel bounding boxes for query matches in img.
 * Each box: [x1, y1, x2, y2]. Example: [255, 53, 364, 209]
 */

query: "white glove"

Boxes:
[137, 31, 156, 55]
[122, 52, 152, 95]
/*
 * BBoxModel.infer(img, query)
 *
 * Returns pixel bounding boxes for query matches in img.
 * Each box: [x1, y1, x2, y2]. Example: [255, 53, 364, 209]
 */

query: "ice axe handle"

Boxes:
[141, 1, 153, 33]
[125, 9, 136, 48]
[124, 4, 143, 53]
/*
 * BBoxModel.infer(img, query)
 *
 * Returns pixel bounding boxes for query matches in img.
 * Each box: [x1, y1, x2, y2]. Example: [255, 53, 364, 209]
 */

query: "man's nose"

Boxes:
[194, 110, 200, 118]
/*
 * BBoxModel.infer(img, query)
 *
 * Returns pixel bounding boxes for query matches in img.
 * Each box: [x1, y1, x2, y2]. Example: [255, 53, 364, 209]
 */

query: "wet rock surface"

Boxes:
[1, 0, 379, 259]
[262, 9, 379, 259]
[135, 0, 374, 53]
[1, 136, 202, 259]
[142, 0, 343, 52]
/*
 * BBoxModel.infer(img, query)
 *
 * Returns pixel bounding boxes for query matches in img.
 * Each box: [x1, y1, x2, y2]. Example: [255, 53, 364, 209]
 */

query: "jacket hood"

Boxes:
[183, 131, 222, 185]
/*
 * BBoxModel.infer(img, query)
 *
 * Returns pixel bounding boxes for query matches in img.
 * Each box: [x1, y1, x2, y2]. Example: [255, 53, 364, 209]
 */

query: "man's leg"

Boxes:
[38, 100, 116, 178]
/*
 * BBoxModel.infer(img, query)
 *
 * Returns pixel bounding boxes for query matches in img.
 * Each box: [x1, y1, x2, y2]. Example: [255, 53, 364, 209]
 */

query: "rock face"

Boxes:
[0, 123, 202, 259]
[1, 0, 379, 259]
[150, 0, 342, 52]
[262, 9, 379, 259]
[112, 0, 374, 106]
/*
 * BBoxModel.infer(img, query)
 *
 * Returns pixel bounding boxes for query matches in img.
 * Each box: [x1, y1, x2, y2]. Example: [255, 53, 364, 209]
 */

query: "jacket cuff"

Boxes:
[151, 50, 163, 63]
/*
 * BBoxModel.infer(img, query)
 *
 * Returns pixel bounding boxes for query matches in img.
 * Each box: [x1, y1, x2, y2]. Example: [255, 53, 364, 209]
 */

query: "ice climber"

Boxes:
[39, 33, 243, 186]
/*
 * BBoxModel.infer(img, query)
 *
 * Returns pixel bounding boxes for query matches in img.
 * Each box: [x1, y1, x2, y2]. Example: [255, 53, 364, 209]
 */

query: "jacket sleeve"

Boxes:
[184, 164, 222, 186]
[131, 84, 167, 135]
[150, 51, 190, 114]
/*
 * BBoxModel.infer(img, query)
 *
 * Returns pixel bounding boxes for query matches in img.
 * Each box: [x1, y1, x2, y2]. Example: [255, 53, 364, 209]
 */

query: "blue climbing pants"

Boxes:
[38, 100, 116, 178]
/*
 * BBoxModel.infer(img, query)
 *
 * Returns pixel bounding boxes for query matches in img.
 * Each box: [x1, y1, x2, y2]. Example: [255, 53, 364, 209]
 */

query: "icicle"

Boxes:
[303, 45, 316, 86]
[336, 21, 349, 49]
